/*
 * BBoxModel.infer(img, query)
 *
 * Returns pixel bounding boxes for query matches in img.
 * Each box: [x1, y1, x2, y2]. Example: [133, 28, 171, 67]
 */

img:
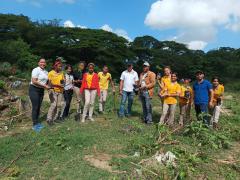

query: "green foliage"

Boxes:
[183, 121, 231, 149]
[0, 80, 6, 89]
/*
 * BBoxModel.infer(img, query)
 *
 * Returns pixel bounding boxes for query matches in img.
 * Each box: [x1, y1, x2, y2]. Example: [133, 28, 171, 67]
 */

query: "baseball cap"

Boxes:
[143, 62, 150, 66]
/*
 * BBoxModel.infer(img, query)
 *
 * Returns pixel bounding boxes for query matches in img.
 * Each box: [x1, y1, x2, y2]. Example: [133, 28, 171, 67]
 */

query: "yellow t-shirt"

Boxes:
[179, 85, 193, 105]
[48, 70, 64, 93]
[98, 72, 111, 90]
[86, 73, 94, 88]
[213, 84, 224, 104]
[160, 76, 171, 89]
[163, 82, 181, 104]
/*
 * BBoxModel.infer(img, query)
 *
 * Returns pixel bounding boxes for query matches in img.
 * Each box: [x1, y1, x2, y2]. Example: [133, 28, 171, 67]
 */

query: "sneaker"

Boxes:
[89, 117, 95, 122]
[36, 123, 45, 129]
[75, 113, 81, 121]
[81, 119, 85, 123]
[47, 121, 54, 126]
[32, 125, 41, 132]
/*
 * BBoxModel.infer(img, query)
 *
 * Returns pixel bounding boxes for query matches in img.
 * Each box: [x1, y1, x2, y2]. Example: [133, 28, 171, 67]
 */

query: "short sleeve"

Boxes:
[120, 72, 125, 80]
[48, 71, 52, 79]
[207, 81, 213, 90]
[176, 84, 181, 93]
[134, 72, 139, 81]
[108, 73, 112, 80]
[32, 68, 39, 79]
[98, 72, 101, 78]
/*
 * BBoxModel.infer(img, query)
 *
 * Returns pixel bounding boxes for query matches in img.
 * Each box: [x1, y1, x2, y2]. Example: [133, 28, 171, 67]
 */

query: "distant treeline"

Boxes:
[0, 14, 240, 85]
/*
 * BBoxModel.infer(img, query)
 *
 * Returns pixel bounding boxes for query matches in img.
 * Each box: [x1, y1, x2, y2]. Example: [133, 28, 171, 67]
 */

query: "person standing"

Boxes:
[119, 62, 139, 118]
[29, 58, 50, 132]
[61, 65, 74, 119]
[159, 72, 181, 126]
[46, 60, 65, 126]
[158, 66, 172, 95]
[139, 62, 156, 124]
[193, 70, 214, 125]
[73, 61, 86, 119]
[179, 78, 193, 126]
[80, 63, 100, 122]
[210, 77, 224, 129]
[98, 65, 115, 113]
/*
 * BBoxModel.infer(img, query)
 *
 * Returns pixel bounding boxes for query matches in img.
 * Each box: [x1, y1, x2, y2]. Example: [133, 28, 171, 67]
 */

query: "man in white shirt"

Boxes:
[119, 62, 139, 117]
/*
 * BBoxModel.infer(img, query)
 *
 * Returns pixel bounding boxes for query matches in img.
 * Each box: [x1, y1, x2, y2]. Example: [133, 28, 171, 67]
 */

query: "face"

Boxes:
[56, 64, 62, 71]
[171, 74, 177, 82]
[103, 66, 108, 74]
[196, 73, 204, 81]
[184, 79, 190, 85]
[38, 59, 46, 69]
[66, 66, 72, 74]
[143, 66, 149, 72]
[78, 63, 85, 71]
[127, 65, 133, 72]
[88, 65, 94, 73]
[164, 68, 171, 76]
[212, 79, 219, 87]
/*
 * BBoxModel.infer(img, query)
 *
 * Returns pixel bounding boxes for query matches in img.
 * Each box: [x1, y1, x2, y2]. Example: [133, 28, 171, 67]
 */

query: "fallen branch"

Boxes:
[161, 140, 180, 145]
[0, 141, 34, 174]
[157, 126, 182, 144]
[215, 159, 240, 165]
[130, 162, 159, 176]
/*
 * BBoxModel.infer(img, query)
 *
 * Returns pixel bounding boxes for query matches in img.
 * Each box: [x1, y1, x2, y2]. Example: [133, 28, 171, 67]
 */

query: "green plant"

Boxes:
[0, 80, 6, 89]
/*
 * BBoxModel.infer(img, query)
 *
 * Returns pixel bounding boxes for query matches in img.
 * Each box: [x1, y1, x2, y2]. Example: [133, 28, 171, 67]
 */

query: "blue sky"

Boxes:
[1, 0, 240, 51]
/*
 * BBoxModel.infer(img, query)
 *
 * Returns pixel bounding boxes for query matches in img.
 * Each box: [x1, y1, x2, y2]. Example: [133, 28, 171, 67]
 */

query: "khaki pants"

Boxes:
[73, 86, 83, 113]
[47, 90, 64, 121]
[99, 90, 108, 112]
[159, 104, 177, 125]
[82, 89, 97, 120]
[179, 103, 191, 125]
[210, 105, 222, 124]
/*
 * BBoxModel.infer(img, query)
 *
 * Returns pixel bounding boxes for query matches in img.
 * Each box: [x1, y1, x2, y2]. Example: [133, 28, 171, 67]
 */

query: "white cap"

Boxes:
[143, 62, 150, 66]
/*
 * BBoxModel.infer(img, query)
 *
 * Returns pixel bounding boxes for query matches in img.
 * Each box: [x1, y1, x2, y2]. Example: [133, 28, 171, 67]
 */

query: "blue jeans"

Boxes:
[119, 91, 134, 117]
[140, 91, 152, 123]
[195, 103, 209, 125]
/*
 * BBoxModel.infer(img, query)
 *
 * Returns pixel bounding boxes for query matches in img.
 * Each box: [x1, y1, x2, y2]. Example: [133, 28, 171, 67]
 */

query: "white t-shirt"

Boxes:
[64, 73, 74, 90]
[120, 70, 139, 92]
[30, 67, 48, 86]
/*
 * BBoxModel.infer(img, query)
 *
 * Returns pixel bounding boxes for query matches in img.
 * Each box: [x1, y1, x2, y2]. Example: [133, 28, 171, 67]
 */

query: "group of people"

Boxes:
[29, 58, 224, 132]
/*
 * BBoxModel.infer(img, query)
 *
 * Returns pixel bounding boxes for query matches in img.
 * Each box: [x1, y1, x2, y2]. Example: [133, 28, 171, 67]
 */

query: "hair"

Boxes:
[79, 61, 86, 65]
[88, 63, 95, 68]
[65, 64, 73, 72]
[212, 76, 220, 82]
[163, 66, 171, 70]
[171, 72, 178, 77]
[52, 59, 62, 70]
[103, 65, 108, 69]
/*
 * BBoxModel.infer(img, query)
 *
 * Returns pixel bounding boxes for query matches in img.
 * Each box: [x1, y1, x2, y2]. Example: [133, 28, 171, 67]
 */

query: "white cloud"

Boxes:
[188, 41, 208, 50]
[145, 0, 240, 50]
[101, 24, 113, 32]
[101, 24, 132, 42]
[63, 20, 87, 29]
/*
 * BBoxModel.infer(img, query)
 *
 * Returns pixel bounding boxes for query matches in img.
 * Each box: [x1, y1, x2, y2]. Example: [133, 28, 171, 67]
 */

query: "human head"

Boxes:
[184, 78, 191, 85]
[127, 62, 133, 72]
[38, 58, 46, 69]
[195, 70, 205, 81]
[212, 76, 220, 87]
[171, 72, 178, 82]
[78, 61, 86, 71]
[163, 66, 171, 76]
[65, 64, 73, 74]
[53, 59, 62, 72]
[103, 65, 109, 74]
[88, 63, 95, 73]
[143, 62, 150, 73]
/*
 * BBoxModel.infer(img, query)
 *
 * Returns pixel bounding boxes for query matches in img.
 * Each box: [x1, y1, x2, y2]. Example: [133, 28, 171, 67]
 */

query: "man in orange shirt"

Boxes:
[139, 62, 156, 124]
[159, 72, 181, 126]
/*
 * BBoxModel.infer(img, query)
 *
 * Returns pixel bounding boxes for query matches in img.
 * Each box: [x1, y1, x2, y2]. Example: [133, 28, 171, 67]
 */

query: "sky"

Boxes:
[1, 0, 240, 51]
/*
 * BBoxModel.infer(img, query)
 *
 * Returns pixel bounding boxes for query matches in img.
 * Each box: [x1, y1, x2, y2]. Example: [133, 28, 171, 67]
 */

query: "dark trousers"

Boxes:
[62, 89, 73, 118]
[195, 103, 209, 125]
[29, 85, 44, 125]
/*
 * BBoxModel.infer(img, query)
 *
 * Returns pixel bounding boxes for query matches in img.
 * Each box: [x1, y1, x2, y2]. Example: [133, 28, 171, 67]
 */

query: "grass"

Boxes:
[0, 90, 240, 179]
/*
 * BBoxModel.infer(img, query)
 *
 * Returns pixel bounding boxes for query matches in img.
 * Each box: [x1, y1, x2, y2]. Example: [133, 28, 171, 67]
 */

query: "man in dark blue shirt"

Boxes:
[193, 70, 214, 125]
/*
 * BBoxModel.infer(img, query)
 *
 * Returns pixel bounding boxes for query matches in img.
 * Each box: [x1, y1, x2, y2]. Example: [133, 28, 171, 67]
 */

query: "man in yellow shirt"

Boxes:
[98, 66, 115, 113]
[47, 60, 65, 125]
[210, 77, 224, 129]
[159, 72, 181, 126]
[179, 78, 193, 126]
